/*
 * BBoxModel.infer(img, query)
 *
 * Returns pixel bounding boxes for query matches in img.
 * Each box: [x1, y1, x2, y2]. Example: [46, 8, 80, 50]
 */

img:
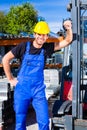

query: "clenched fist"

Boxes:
[63, 20, 72, 30]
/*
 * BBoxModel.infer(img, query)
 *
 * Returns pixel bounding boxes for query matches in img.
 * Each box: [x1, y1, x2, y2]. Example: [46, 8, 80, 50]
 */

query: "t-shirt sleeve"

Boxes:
[11, 42, 26, 59]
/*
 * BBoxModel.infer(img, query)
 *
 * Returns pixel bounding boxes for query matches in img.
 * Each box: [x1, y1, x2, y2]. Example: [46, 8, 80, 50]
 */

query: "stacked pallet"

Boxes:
[44, 69, 60, 100]
[0, 82, 14, 129]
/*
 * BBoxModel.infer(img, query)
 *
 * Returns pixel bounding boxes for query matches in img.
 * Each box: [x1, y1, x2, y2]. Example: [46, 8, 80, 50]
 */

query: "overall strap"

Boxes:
[40, 48, 44, 55]
[25, 41, 30, 53]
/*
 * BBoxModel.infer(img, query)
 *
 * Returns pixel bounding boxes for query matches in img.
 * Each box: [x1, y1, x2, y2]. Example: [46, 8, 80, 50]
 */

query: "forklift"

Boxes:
[51, 0, 87, 130]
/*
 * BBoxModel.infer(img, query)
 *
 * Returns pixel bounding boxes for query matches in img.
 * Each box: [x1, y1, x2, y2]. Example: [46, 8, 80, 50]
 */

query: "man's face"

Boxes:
[34, 33, 48, 46]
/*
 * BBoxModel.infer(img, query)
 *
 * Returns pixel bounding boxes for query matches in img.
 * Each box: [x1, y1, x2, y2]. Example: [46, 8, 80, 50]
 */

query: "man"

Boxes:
[2, 20, 72, 130]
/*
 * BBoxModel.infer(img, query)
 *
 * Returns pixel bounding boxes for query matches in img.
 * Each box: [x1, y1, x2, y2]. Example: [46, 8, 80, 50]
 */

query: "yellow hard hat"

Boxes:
[34, 21, 50, 34]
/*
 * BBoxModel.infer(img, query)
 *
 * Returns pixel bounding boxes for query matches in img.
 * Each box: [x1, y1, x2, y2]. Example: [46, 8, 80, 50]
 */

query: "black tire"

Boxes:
[51, 126, 60, 130]
[51, 119, 59, 130]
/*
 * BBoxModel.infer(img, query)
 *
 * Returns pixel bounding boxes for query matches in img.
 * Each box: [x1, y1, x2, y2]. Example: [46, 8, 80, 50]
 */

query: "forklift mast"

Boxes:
[71, 0, 87, 119]
[51, 0, 87, 130]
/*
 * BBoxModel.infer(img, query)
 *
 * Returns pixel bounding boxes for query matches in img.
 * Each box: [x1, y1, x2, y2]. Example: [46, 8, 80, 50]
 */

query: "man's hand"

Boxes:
[63, 20, 72, 31]
[9, 78, 18, 87]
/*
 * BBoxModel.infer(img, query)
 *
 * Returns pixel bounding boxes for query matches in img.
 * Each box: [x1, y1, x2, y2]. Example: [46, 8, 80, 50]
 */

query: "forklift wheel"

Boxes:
[51, 126, 64, 130]
[51, 120, 60, 130]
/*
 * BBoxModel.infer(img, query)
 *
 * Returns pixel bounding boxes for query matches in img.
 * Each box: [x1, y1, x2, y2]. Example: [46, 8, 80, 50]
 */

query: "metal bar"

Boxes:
[77, 0, 82, 119]
[64, 115, 73, 130]
[71, 0, 79, 118]
[63, 46, 70, 66]
[71, 0, 87, 119]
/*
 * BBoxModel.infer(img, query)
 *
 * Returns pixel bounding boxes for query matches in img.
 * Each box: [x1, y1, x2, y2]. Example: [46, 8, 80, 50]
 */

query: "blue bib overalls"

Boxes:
[14, 42, 49, 130]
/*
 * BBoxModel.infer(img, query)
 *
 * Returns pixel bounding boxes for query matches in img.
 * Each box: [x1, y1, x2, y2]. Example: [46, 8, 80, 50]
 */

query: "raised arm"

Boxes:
[54, 20, 73, 51]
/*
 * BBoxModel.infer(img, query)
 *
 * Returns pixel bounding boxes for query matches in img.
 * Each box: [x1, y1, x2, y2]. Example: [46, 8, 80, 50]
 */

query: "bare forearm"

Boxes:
[54, 20, 73, 51]
[2, 56, 18, 86]
[2, 51, 18, 86]
[54, 29, 72, 51]
[65, 28, 73, 44]
[2, 56, 13, 80]
[2, 51, 15, 80]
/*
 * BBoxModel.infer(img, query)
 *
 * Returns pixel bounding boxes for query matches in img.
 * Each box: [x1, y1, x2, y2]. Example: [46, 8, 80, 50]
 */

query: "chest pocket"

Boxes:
[27, 59, 43, 67]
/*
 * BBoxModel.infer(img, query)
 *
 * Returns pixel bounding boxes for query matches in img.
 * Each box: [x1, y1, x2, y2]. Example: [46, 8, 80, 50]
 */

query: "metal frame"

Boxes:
[71, 0, 81, 119]
[51, 0, 87, 130]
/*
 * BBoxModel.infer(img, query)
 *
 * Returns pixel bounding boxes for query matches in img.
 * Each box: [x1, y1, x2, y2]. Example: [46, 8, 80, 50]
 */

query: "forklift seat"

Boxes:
[52, 65, 87, 117]
[52, 65, 72, 117]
